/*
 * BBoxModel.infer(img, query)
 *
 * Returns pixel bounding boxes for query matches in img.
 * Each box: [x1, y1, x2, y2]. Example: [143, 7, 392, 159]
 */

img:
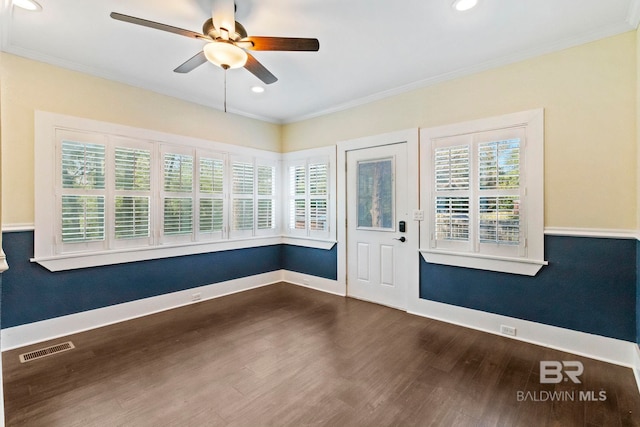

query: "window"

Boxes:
[289, 164, 307, 231]
[198, 154, 225, 239]
[226, 157, 278, 238]
[230, 158, 255, 236]
[356, 158, 393, 229]
[113, 140, 153, 247]
[59, 131, 107, 253]
[308, 163, 328, 232]
[420, 109, 546, 276]
[287, 160, 330, 238]
[283, 147, 336, 246]
[257, 163, 277, 233]
[34, 112, 282, 271]
[162, 149, 194, 242]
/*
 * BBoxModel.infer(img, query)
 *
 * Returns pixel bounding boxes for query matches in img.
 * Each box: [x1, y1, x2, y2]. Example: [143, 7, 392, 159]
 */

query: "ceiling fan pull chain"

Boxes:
[223, 64, 229, 113]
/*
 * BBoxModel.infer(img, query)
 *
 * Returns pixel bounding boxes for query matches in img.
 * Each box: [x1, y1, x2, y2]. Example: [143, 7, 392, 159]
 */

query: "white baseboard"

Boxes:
[1, 271, 284, 351]
[282, 270, 344, 296]
[634, 345, 640, 395]
[408, 297, 637, 369]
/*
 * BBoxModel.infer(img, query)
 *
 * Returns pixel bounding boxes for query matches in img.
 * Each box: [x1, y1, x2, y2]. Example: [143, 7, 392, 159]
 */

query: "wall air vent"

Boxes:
[19, 341, 75, 363]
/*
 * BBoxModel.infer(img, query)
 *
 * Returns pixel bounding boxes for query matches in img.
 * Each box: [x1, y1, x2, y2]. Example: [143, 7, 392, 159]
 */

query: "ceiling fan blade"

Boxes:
[244, 53, 278, 85]
[245, 36, 319, 52]
[110, 12, 207, 40]
[174, 51, 208, 73]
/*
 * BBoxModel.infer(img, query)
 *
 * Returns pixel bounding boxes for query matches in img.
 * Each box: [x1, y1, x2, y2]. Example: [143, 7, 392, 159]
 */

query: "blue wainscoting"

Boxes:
[281, 244, 338, 280]
[637, 239, 640, 346]
[421, 235, 637, 342]
[1, 231, 283, 328]
[2, 231, 636, 345]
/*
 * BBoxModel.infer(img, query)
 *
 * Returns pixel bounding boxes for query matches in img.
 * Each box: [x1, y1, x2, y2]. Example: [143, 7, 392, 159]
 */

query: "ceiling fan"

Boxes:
[110, 0, 320, 85]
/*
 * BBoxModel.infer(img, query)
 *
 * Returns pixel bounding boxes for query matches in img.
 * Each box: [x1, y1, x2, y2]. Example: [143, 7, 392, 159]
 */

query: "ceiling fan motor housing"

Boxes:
[203, 18, 247, 41]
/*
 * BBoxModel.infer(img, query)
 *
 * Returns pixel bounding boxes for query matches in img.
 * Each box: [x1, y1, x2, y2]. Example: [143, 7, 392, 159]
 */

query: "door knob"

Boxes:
[394, 236, 406, 242]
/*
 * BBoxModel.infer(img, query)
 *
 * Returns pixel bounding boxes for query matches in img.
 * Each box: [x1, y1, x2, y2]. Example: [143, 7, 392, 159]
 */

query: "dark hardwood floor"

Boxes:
[3, 282, 640, 426]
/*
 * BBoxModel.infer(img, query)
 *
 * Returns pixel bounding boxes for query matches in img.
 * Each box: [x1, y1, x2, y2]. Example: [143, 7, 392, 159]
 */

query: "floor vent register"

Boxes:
[19, 341, 75, 363]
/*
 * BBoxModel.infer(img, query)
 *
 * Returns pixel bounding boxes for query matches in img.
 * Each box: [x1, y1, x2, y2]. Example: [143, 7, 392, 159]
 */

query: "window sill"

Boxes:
[420, 249, 547, 276]
[32, 235, 339, 272]
[281, 237, 337, 250]
[32, 236, 283, 272]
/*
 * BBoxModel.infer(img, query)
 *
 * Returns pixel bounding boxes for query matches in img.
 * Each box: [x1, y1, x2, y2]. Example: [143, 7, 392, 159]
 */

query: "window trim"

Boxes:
[34, 111, 284, 272]
[419, 109, 547, 276]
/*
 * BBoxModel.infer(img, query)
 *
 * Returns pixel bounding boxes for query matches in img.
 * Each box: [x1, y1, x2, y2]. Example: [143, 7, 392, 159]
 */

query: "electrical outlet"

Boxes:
[500, 325, 517, 336]
[191, 293, 201, 302]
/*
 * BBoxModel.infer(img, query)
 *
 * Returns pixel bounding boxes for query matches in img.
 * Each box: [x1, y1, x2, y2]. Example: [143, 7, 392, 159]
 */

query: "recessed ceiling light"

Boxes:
[452, 0, 478, 12]
[251, 86, 265, 94]
[12, 0, 42, 11]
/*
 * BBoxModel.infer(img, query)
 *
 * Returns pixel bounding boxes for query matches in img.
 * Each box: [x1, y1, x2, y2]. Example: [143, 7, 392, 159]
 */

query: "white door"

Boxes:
[346, 142, 412, 309]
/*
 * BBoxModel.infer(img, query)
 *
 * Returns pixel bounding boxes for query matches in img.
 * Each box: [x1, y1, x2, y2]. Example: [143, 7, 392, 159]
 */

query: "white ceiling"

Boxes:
[1, 0, 639, 123]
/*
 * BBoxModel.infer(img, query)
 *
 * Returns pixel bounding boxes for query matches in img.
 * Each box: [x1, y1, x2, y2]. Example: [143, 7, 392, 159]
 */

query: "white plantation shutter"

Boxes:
[232, 199, 253, 231]
[199, 198, 224, 232]
[232, 161, 254, 194]
[433, 143, 470, 251]
[257, 199, 273, 229]
[114, 146, 151, 244]
[115, 147, 151, 191]
[430, 128, 526, 257]
[308, 163, 328, 234]
[162, 150, 194, 240]
[257, 164, 276, 232]
[309, 199, 327, 231]
[478, 140, 520, 190]
[289, 164, 306, 231]
[435, 196, 469, 241]
[435, 145, 469, 190]
[60, 137, 107, 250]
[164, 153, 193, 192]
[164, 197, 193, 235]
[198, 156, 225, 238]
[478, 138, 521, 246]
[61, 195, 105, 242]
[285, 158, 330, 238]
[479, 196, 520, 244]
[230, 159, 255, 236]
[115, 196, 150, 239]
[61, 141, 106, 190]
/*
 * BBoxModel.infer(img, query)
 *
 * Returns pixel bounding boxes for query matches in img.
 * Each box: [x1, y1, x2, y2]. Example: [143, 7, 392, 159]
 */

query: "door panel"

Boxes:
[380, 245, 394, 286]
[347, 142, 409, 309]
[357, 242, 370, 281]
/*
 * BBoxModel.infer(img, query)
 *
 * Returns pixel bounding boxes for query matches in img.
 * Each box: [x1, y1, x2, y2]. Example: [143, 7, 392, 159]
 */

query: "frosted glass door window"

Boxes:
[357, 158, 394, 230]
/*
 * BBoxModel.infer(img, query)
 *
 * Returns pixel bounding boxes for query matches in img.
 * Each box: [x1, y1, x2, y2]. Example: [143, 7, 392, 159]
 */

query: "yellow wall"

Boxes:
[637, 26, 640, 232]
[0, 53, 281, 226]
[283, 32, 637, 231]
[1, 31, 638, 230]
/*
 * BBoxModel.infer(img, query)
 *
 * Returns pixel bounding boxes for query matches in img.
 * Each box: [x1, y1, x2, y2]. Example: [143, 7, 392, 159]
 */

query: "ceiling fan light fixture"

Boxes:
[251, 85, 265, 94]
[452, 0, 478, 11]
[203, 42, 248, 69]
[12, 0, 42, 11]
